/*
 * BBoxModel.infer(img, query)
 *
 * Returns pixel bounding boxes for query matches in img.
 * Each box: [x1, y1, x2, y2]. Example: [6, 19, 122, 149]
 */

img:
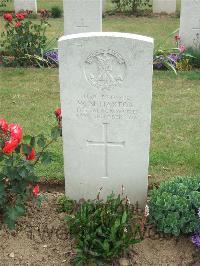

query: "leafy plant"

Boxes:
[51, 6, 62, 18]
[1, 11, 50, 67]
[57, 195, 75, 213]
[154, 30, 195, 74]
[66, 193, 142, 264]
[0, 0, 11, 8]
[176, 58, 192, 71]
[0, 112, 61, 229]
[187, 47, 200, 69]
[112, 0, 151, 13]
[149, 176, 200, 236]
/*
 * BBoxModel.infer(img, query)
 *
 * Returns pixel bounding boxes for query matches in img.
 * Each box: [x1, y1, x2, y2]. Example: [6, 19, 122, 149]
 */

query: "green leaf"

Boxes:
[41, 152, 52, 164]
[4, 205, 25, 229]
[103, 240, 109, 252]
[23, 135, 32, 144]
[30, 136, 36, 147]
[37, 135, 46, 148]
[162, 60, 177, 75]
[121, 211, 127, 224]
[51, 126, 61, 140]
[114, 218, 121, 229]
[21, 144, 32, 155]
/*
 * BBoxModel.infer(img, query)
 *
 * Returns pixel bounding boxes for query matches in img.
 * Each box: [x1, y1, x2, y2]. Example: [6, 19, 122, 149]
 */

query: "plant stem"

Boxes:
[33, 139, 54, 166]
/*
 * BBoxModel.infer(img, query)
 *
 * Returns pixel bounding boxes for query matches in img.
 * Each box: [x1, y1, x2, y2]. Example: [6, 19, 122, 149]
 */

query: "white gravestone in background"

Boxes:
[180, 0, 200, 48]
[63, 0, 102, 35]
[59, 32, 153, 207]
[102, 0, 106, 12]
[153, 0, 176, 13]
[14, 0, 37, 13]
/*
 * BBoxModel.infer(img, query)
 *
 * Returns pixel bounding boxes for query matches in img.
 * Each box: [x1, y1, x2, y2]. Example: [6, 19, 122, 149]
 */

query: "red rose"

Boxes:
[2, 138, 18, 154]
[23, 12, 28, 17]
[15, 21, 22, 28]
[16, 13, 25, 20]
[55, 108, 61, 119]
[9, 124, 22, 143]
[0, 119, 8, 132]
[3, 13, 13, 22]
[175, 34, 181, 41]
[26, 147, 36, 161]
[33, 185, 39, 196]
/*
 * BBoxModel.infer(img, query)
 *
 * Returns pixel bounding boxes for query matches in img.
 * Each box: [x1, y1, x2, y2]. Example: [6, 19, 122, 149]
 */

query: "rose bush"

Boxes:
[1, 11, 50, 67]
[0, 112, 61, 229]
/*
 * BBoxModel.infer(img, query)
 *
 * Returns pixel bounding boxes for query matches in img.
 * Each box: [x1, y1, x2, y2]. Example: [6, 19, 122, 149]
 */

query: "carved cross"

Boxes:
[76, 18, 88, 29]
[86, 123, 125, 178]
[192, 19, 200, 33]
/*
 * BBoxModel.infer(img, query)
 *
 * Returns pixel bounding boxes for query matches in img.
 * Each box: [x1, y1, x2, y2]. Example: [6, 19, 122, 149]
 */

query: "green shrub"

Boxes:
[0, 0, 11, 8]
[149, 176, 200, 236]
[187, 47, 200, 68]
[51, 6, 62, 18]
[112, 0, 151, 13]
[66, 193, 142, 264]
[1, 12, 50, 67]
[57, 195, 75, 213]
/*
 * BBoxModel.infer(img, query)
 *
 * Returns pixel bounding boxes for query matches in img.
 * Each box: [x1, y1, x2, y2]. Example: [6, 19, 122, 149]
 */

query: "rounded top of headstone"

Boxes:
[59, 32, 154, 44]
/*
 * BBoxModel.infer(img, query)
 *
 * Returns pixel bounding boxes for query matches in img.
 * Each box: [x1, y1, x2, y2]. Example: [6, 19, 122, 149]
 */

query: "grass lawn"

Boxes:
[0, 68, 199, 183]
[0, 12, 199, 184]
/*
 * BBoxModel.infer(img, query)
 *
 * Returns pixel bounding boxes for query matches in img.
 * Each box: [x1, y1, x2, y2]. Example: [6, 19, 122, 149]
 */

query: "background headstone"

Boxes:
[63, 0, 102, 35]
[59, 32, 153, 207]
[180, 0, 200, 48]
[102, 0, 106, 13]
[153, 0, 176, 14]
[14, 0, 37, 13]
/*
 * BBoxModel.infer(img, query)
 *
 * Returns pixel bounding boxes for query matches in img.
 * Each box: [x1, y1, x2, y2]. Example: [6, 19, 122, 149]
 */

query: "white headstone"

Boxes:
[59, 32, 153, 207]
[63, 0, 102, 35]
[153, 0, 176, 14]
[14, 0, 37, 13]
[102, 0, 106, 12]
[180, 0, 200, 48]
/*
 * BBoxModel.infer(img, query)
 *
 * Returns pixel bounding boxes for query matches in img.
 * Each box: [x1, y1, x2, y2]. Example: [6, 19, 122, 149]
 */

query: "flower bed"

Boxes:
[154, 33, 200, 73]
[0, 192, 199, 265]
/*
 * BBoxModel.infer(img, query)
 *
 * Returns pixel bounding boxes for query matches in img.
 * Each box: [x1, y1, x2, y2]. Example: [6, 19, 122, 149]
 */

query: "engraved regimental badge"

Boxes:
[84, 49, 127, 90]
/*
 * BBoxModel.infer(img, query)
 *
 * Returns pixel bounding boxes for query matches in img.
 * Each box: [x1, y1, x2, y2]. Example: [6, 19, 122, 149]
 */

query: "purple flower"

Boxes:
[198, 208, 200, 219]
[154, 62, 164, 69]
[168, 54, 179, 63]
[191, 234, 200, 248]
[44, 49, 58, 65]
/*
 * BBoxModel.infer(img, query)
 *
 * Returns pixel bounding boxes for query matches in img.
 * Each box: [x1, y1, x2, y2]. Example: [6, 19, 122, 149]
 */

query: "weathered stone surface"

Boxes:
[59, 32, 153, 207]
[63, 0, 102, 35]
[153, 0, 176, 14]
[180, 0, 200, 47]
[14, 0, 37, 13]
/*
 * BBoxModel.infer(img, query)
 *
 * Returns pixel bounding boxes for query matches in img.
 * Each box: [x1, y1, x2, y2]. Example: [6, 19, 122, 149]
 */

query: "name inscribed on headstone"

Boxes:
[76, 93, 137, 120]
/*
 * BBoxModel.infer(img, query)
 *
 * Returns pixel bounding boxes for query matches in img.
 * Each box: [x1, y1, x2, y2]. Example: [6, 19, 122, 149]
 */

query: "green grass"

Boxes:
[103, 16, 179, 49]
[0, 69, 199, 183]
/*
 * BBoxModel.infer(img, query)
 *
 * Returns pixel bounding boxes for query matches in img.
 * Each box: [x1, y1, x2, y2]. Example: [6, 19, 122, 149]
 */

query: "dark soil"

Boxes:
[0, 192, 199, 266]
